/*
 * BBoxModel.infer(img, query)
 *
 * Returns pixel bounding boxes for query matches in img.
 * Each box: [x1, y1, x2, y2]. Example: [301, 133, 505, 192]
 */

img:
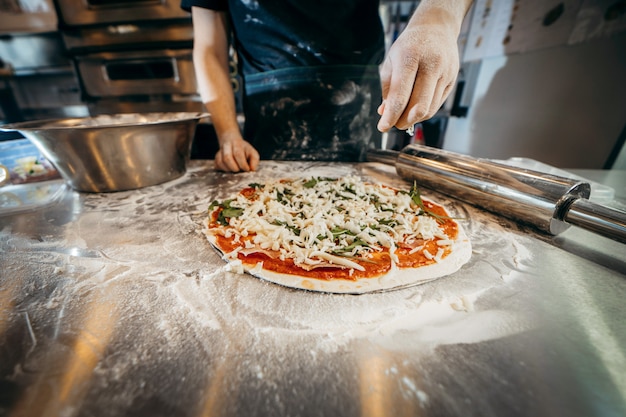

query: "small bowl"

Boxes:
[0, 112, 208, 192]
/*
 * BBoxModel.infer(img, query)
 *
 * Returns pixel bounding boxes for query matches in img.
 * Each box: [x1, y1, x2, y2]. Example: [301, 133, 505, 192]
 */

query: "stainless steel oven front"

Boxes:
[0, 0, 57, 34]
[76, 49, 197, 98]
[55, 0, 189, 26]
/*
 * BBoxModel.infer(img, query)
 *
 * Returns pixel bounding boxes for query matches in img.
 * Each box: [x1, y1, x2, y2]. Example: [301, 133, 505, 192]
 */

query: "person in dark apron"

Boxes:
[182, 0, 473, 171]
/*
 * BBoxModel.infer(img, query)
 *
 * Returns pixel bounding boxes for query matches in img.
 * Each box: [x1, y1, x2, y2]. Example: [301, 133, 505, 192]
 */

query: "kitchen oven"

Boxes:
[0, 0, 86, 123]
[0, 0, 57, 34]
[76, 49, 197, 98]
[57, 0, 202, 115]
[73, 47, 202, 114]
[54, 0, 189, 26]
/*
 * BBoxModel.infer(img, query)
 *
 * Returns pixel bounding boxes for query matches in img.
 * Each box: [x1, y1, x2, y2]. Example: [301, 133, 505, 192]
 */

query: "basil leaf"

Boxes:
[210, 199, 244, 225]
[408, 182, 455, 223]
[208, 200, 219, 211]
[222, 207, 244, 218]
[333, 238, 371, 254]
[217, 206, 243, 226]
[272, 220, 301, 236]
[303, 177, 337, 188]
[303, 178, 318, 188]
[331, 227, 355, 237]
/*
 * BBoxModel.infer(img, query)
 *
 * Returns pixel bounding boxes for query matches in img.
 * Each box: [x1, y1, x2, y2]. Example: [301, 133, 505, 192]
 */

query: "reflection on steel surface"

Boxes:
[0, 161, 624, 417]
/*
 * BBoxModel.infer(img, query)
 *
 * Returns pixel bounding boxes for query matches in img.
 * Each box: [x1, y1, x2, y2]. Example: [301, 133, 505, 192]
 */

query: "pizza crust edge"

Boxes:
[204, 222, 472, 294]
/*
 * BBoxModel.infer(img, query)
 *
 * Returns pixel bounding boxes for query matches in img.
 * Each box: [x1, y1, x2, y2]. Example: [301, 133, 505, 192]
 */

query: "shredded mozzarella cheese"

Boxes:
[212, 176, 450, 270]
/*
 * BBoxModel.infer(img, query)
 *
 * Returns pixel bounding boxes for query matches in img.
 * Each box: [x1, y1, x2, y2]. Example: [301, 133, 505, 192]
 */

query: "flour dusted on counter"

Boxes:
[181, 162, 534, 352]
[7, 161, 537, 362]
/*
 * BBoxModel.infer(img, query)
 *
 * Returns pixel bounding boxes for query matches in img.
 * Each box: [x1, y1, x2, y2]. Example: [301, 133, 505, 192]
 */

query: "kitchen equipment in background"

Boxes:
[368, 144, 626, 243]
[0, 112, 207, 192]
[64, 25, 202, 114]
[380, 0, 419, 49]
[75, 49, 197, 98]
[7, 71, 86, 121]
[0, 1, 87, 123]
[0, 138, 59, 184]
[0, 137, 65, 219]
[445, 0, 626, 169]
[61, 19, 194, 53]
[54, 0, 189, 26]
[56, 0, 200, 116]
[0, 32, 69, 70]
[0, 0, 57, 34]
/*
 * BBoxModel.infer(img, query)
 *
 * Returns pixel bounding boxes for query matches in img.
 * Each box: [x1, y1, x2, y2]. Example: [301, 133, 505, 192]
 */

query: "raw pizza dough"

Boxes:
[204, 176, 471, 294]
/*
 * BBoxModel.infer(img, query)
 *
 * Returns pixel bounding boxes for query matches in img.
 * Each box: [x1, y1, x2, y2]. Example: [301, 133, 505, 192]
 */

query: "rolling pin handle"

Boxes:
[366, 149, 399, 166]
[564, 198, 626, 244]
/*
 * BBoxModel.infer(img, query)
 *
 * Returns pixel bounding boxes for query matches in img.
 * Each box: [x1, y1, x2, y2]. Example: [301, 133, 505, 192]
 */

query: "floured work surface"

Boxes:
[1, 161, 625, 417]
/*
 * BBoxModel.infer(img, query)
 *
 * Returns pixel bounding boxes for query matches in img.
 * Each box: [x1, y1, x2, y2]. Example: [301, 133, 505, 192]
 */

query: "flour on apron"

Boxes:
[243, 65, 382, 162]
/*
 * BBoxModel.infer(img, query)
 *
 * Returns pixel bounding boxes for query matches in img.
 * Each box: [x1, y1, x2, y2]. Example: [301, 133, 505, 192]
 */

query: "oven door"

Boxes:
[0, 0, 57, 34]
[62, 20, 193, 53]
[55, 0, 189, 26]
[0, 32, 71, 73]
[75, 49, 197, 98]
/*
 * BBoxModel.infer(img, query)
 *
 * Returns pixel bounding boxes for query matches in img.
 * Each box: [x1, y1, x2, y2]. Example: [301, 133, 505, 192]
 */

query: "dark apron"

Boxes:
[242, 65, 382, 162]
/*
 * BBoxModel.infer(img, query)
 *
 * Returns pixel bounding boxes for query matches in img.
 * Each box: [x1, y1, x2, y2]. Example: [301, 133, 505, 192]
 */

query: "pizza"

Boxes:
[204, 176, 471, 293]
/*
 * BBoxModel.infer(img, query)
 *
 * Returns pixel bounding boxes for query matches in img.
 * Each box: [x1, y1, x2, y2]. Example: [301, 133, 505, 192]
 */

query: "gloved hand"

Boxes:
[377, 1, 472, 132]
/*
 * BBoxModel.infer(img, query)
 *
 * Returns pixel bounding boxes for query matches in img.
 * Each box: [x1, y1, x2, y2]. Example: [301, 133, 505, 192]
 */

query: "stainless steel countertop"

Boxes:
[1, 161, 625, 417]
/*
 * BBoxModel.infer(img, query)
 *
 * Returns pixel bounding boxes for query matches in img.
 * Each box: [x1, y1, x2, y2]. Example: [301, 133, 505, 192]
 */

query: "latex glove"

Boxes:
[377, 7, 464, 132]
[214, 131, 260, 172]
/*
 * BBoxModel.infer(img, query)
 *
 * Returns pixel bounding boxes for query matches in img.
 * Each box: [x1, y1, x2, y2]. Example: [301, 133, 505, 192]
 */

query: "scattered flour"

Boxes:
[1, 161, 540, 408]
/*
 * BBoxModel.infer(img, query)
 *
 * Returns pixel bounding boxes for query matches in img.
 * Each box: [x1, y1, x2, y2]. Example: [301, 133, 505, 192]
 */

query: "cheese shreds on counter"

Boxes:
[208, 176, 452, 270]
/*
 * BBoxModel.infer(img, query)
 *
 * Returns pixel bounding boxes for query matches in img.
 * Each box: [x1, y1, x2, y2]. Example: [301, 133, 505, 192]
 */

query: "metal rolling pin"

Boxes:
[367, 144, 626, 244]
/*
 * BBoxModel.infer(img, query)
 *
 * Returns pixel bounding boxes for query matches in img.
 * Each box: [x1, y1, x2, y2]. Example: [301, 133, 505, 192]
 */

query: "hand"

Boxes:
[377, 10, 462, 132]
[191, 8, 259, 173]
[214, 132, 260, 172]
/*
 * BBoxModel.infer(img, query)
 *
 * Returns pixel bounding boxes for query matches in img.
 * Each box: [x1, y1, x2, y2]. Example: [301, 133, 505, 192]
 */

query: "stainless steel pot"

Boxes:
[0, 112, 208, 192]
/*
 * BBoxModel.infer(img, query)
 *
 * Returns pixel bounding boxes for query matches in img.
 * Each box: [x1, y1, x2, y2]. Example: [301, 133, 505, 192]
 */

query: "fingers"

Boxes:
[378, 58, 392, 117]
[232, 146, 252, 172]
[379, 58, 452, 131]
[402, 68, 440, 129]
[215, 139, 260, 173]
[246, 146, 260, 171]
[377, 53, 418, 132]
[379, 73, 457, 131]
[214, 150, 230, 172]
[377, 59, 391, 117]
[430, 78, 455, 117]
[377, 24, 461, 133]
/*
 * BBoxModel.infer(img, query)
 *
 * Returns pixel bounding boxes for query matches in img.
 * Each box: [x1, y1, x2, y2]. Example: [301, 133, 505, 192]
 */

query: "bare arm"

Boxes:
[191, 7, 259, 172]
[377, 0, 474, 132]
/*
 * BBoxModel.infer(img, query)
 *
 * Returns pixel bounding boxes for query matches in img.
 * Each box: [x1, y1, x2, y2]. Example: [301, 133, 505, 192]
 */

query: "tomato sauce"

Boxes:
[208, 190, 459, 281]
[395, 201, 458, 268]
[241, 250, 391, 281]
[212, 234, 392, 281]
